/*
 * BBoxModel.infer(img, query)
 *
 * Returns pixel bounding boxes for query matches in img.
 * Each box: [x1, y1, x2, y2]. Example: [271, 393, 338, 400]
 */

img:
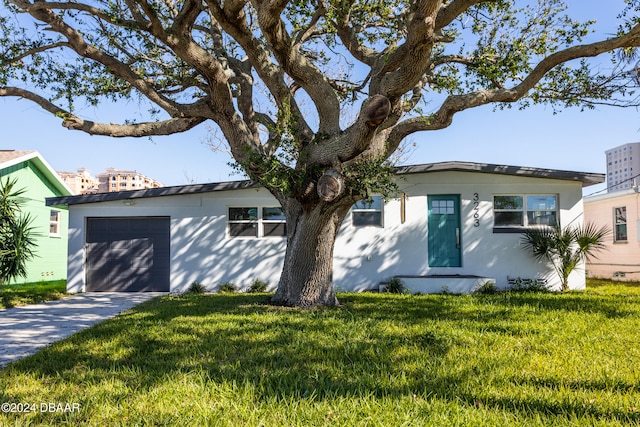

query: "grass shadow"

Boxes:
[0, 280, 67, 309]
[1, 291, 639, 425]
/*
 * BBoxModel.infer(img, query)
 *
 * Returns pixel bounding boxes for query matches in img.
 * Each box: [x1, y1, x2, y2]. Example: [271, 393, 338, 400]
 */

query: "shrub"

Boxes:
[508, 277, 550, 293]
[521, 223, 609, 292]
[473, 281, 499, 294]
[218, 282, 237, 293]
[186, 281, 207, 294]
[385, 277, 407, 294]
[248, 279, 268, 293]
[0, 178, 37, 286]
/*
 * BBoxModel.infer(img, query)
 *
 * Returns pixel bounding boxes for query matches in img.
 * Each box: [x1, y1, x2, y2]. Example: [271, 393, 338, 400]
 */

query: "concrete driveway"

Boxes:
[0, 292, 165, 368]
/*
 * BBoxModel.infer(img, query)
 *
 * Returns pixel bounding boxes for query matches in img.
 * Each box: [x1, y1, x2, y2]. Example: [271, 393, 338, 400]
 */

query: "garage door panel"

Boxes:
[131, 257, 153, 269]
[86, 219, 110, 242]
[86, 241, 109, 254]
[109, 239, 133, 250]
[87, 262, 111, 274]
[86, 217, 169, 292]
[87, 270, 113, 284]
[129, 238, 152, 251]
[109, 220, 132, 233]
[86, 247, 110, 268]
[108, 248, 130, 259]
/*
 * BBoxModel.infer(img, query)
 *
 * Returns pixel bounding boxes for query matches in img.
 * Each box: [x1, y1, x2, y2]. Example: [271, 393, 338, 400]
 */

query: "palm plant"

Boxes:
[0, 178, 37, 286]
[521, 222, 609, 292]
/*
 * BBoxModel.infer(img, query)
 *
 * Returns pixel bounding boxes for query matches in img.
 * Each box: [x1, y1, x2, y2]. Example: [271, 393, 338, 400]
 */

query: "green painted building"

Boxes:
[0, 150, 72, 285]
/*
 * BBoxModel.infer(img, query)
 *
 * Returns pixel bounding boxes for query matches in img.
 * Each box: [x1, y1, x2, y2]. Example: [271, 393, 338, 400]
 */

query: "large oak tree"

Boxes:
[1, 0, 639, 307]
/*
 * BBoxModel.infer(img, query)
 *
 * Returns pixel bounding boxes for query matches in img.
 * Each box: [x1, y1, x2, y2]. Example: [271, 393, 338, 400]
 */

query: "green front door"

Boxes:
[428, 195, 461, 267]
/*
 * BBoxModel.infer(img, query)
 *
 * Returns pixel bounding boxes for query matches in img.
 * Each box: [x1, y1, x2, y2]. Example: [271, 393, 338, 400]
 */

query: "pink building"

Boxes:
[584, 189, 640, 281]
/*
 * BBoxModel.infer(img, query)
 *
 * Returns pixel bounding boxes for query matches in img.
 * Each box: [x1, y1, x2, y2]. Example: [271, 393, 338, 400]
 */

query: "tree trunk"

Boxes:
[272, 198, 352, 308]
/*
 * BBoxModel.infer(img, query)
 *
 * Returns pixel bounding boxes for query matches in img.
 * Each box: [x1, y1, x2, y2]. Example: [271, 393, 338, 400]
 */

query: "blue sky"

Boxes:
[1, 1, 638, 197]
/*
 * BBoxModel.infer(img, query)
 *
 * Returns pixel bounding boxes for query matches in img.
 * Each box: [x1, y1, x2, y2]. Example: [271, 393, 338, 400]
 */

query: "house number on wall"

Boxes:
[473, 193, 480, 227]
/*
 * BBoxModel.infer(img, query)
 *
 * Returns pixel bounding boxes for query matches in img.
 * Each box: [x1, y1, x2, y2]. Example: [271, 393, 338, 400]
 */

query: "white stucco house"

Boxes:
[46, 161, 604, 294]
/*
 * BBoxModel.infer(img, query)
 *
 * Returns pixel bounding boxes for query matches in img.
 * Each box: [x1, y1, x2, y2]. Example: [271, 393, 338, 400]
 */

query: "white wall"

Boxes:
[66, 187, 286, 293]
[66, 171, 587, 293]
[333, 171, 586, 292]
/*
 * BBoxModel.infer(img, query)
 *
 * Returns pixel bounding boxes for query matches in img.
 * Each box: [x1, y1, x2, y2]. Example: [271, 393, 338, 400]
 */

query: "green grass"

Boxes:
[1, 284, 639, 426]
[0, 280, 67, 309]
[585, 277, 640, 294]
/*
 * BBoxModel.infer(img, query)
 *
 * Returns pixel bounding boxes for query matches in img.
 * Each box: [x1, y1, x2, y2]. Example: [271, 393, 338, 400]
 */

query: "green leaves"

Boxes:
[2, 0, 637, 129]
[461, 1, 593, 94]
[521, 222, 610, 292]
[0, 178, 37, 286]
[342, 157, 398, 200]
[1, 0, 639, 207]
[574, 222, 610, 261]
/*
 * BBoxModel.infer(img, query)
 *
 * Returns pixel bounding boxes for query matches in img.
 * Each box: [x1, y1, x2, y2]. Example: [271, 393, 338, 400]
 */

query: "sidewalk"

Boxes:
[0, 293, 164, 368]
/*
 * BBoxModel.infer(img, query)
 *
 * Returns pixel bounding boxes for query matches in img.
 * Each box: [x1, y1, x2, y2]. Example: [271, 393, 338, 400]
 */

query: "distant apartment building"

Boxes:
[97, 168, 163, 193]
[58, 168, 99, 195]
[606, 142, 640, 192]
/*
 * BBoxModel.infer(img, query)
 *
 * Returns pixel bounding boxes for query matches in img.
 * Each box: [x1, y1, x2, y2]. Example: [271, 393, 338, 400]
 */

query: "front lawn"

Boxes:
[0, 280, 67, 309]
[1, 286, 639, 426]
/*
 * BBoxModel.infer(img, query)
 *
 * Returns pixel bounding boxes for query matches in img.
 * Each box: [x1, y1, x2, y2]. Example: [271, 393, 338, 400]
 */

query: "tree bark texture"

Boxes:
[317, 168, 343, 202]
[272, 199, 353, 308]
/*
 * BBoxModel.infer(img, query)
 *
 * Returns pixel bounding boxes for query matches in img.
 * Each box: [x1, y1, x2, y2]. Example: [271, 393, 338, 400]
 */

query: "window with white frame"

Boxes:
[493, 194, 558, 228]
[49, 210, 61, 236]
[262, 207, 287, 237]
[352, 196, 384, 227]
[614, 206, 627, 242]
[227, 206, 286, 238]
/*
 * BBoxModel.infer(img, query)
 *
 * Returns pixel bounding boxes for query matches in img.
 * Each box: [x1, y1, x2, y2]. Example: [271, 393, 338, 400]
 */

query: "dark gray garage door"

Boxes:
[86, 217, 170, 292]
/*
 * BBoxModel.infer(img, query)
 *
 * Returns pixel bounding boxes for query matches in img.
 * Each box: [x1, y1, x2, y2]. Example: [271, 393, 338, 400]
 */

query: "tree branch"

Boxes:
[255, 0, 341, 134]
[0, 86, 67, 116]
[23, 1, 148, 30]
[301, 95, 391, 166]
[131, 0, 166, 34]
[370, 0, 498, 101]
[62, 116, 206, 137]
[0, 86, 206, 137]
[171, 0, 204, 36]
[386, 24, 640, 156]
[123, 0, 150, 24]
[10, 0, 184, 116]
[293, 0, 326, 46]
[435, 0, 497, 31]
[230, 60, 261, 142]
[370, 1, 441, 100]
[330, 0, 379, 67]
[1, 41, 70, 64]
[207, 0, 314, 142]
